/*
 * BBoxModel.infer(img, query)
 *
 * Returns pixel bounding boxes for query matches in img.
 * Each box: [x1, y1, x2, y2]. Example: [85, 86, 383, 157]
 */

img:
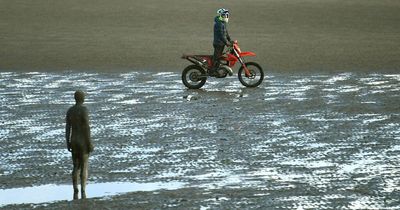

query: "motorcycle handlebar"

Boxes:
[225, 40, 237, 53]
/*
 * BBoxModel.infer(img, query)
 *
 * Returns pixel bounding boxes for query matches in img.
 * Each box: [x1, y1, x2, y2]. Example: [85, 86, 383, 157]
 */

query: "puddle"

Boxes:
[0, 181, 186, 207]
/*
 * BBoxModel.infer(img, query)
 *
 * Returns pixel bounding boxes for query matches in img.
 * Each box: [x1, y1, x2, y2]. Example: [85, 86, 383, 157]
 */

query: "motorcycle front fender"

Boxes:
[239, 51, 256, 57]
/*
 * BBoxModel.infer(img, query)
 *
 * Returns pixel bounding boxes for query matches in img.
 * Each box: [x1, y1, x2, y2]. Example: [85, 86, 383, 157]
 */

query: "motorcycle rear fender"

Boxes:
[240, 51, 256, 57]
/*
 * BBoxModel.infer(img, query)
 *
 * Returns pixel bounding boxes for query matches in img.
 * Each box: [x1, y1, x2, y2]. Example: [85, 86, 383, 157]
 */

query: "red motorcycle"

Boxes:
[181, 40, 264, 89]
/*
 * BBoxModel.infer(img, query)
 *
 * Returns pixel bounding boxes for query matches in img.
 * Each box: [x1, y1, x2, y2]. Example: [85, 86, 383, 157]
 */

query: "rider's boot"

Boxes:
[209, 69, 218, 77]
[209, 63, 220, 77]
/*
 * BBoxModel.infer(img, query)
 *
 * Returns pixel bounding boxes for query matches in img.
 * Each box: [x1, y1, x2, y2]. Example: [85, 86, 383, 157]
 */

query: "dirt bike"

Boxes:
[181, 40, 264, 89]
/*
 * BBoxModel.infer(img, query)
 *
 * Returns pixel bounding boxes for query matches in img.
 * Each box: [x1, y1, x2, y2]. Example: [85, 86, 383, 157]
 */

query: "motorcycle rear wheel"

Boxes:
[182, 65, 207, 89]
[238, 62, 264, 87]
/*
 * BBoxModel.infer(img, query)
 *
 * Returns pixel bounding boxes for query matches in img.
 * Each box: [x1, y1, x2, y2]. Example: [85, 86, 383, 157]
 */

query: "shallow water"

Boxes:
[0, 181, 185, 206]
[0, 71, 399, 209]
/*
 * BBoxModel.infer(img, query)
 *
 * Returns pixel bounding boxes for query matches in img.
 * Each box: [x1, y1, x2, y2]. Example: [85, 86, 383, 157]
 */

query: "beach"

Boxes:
[1, 1, 400, 209]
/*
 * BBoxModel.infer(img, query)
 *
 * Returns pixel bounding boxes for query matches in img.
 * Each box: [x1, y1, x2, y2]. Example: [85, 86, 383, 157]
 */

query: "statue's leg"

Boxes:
[80, 153, 89, 199]
[72, 153, 80, 200]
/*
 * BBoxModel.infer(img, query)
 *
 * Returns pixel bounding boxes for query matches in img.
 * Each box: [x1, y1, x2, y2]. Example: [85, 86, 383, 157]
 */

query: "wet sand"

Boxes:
[1, 0, 400, 209]
[1, 0, 400, 72]
[1, 71, 399, 209]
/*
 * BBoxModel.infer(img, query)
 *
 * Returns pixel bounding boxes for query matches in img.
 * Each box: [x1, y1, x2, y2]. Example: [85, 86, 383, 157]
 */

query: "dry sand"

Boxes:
[1, 0, 399, 72]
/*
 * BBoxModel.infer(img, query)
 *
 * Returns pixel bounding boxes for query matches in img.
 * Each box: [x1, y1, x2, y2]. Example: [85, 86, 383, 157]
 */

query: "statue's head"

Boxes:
[74, 90, 85, 104]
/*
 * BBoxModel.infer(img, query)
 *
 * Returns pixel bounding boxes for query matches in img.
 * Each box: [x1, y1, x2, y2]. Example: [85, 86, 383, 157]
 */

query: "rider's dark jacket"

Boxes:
[213, 16, 231, 46]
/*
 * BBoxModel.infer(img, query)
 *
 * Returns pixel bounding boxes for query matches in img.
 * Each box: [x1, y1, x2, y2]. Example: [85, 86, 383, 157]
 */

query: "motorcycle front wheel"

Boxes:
[238, 62, 264, 88]
[182, 65, 207, 89]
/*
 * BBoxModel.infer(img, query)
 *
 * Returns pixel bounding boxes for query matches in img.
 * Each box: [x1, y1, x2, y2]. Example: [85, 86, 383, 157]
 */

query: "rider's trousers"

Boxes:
[212, 44, 225, 70]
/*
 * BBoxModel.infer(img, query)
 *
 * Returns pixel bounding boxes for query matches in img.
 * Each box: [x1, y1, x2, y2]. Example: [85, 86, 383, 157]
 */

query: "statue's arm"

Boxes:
[65, 110, 72, 152]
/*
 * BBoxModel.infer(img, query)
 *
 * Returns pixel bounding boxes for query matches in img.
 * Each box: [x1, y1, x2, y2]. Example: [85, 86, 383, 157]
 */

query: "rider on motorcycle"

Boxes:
[210, 8, 233, 76]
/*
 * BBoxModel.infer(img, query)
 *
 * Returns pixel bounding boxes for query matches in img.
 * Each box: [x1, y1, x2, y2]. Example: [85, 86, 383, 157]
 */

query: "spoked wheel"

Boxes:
[182, 65, 207, 89]
[238, 62, 264, 87]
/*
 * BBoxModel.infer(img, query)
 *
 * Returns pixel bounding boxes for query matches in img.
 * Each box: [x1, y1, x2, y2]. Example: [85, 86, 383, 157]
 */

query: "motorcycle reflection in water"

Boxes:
[181, 40, 264, 89]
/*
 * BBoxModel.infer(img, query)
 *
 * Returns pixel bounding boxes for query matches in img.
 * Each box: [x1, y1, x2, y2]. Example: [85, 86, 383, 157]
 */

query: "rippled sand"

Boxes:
[1, 0, 400, 71]
[1, 72, 399, 209]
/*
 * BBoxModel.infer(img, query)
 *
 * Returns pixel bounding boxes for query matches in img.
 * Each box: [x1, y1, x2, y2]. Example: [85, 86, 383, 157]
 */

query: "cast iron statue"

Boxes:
[65, 90, 94, 199]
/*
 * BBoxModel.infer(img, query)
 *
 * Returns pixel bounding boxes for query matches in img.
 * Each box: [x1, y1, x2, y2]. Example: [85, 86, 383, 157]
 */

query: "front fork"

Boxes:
[238, 57, 251, 77]
[233, 50, 251, 77]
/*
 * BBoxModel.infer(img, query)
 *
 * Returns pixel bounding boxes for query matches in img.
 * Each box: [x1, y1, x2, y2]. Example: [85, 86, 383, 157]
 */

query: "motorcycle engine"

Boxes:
[216, 65, 233, 78]
[216, 69, 228, 78]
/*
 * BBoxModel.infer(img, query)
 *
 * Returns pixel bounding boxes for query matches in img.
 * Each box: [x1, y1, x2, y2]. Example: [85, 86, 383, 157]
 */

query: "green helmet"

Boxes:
[217, 8, 229, 22]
